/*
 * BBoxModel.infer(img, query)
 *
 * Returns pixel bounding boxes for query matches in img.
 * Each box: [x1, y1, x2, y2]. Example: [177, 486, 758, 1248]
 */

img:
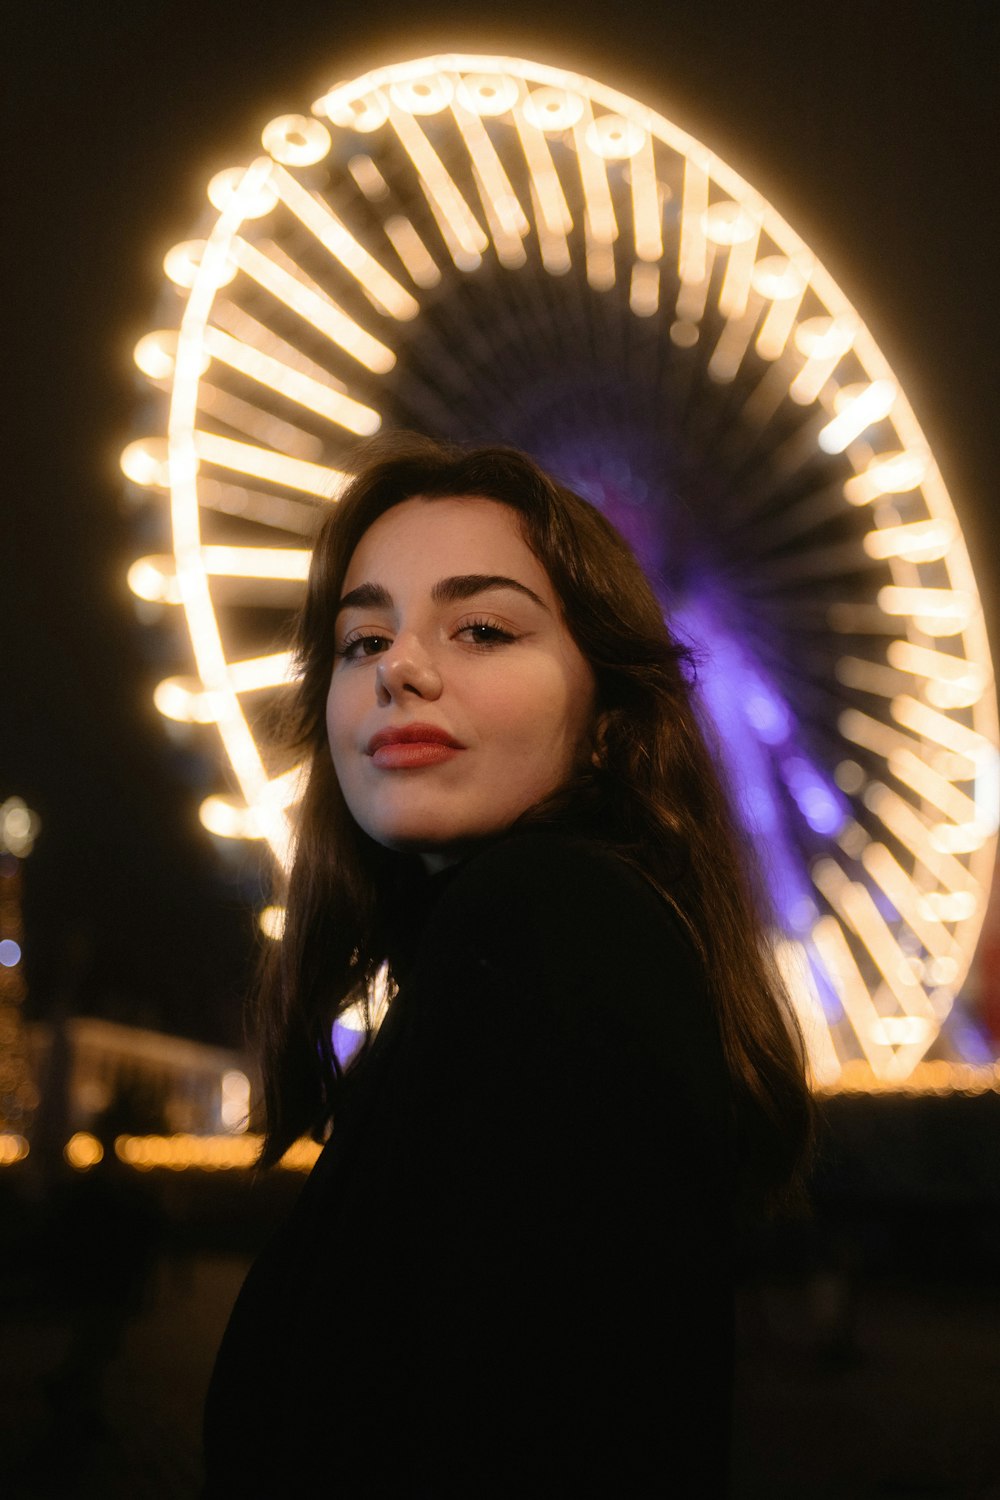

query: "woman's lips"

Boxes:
[367, 725, 463, 768]
[370, 742, 462, 769]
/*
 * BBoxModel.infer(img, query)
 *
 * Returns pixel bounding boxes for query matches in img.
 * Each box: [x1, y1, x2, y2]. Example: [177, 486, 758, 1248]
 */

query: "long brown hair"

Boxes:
[254, 433, 815, 1212]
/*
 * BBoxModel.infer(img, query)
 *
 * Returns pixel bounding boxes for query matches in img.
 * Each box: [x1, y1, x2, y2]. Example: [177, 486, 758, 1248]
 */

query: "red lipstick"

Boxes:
[367, 724, 463, 769]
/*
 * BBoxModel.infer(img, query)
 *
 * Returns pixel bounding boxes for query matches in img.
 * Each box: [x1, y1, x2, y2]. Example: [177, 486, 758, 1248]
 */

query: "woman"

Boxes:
[203, 434, 814, 1497]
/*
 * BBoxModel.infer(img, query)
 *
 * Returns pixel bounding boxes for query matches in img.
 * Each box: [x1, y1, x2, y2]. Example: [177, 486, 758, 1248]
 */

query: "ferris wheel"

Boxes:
[122, 52, 999, 1092]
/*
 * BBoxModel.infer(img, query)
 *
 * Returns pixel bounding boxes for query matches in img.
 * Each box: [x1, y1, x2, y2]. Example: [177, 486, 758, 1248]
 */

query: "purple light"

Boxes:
[949, 1017, 995, 1066]
[779, 757, 846, 837]
[0, 939, 21, 968]
[740, 670, 792, 746]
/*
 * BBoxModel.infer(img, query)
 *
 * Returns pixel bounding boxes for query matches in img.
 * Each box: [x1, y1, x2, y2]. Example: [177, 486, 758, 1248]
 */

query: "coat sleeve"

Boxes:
[396, 832, 735, 1498]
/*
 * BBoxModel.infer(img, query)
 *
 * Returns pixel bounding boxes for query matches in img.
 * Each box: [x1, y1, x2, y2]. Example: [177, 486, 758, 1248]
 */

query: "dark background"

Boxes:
[6, 0, 999, 1049]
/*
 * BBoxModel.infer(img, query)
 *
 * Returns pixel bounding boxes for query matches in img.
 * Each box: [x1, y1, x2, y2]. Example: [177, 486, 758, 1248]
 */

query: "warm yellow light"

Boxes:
[259, 905, 286, 940]
[838, 707, 912, 762]
[262, 114, 332, 167]
[864, 782, 982, 898]
[890, 698, 990, 765]
[278, 1139, 322, 1172]
[586, 113, 645, 160]
[844, 450, 929, 505]
[863, 518, 954, 562]
[154, 676, 215, 723]
[455, 72, 519, 117]
[774, 939, 842, 1087]
[65, 1132, 104, 1169]
[0, 797, 39, 857]
[164, 240, 236, 290]
[451, 102, 528, 269]
[678, 155, 709, 288]
[819, 379, 897, 454]
[702, 201, 757, 246]
[202, 326, 381, 435]
[885, 642, 988, 706]
[207, 165, 279, 218]
[199, 795, 266, 840]
[813, 860, 936, 1021]
[521, 85, 584, 131]
[835, 656, 906, 699]
[860, 842, 963, 963]
[820, 1058, 1000, 1097]
[197, 384, 323, 459]
[629, 130, 662, 263]
[348, 154, 389, 201]
[231, 651, 298, 691]
[134, 331, 194, 381]
[513, 104, 572, 273]
[870, 1016, 934, 1047]
[573, 104, 618, 244]
[319, 87, 390, 133]
[708, 302, 760, 383]
[116, 1132, 267, 1171]
[154, 659, 298, 724]
[920, 890, 978, 923]
[221, 1070, 251, 1132]
[751, 255, 805, 301]
[121, 438, 173, 488]
[670, 320, 700, 348]
[931, 823, 990, 854]
[878, 586, 974, 632]
[203, 545, 310, 581]
[885, 645, 987, 709]
[717, 222, 760, 321]
[809, 913, 894, 1076]
[790, 314, 857, 404]
[231, 238, 396, 373]
[213, 294, 350, 388]
[926, 679, 987, 711]
[0, 1134, 29, 1166]
[270, 164, 420, 320]
[389, 74, 454, 115]
[193, 432, 343, 496]
[630, 260, 660, 318]
[128, 556, 182, 605]
[889, 747, 978, 826]
[388, 105, 487, 271]
[754, 261, 808, 360]
[384, 216, 443, 288]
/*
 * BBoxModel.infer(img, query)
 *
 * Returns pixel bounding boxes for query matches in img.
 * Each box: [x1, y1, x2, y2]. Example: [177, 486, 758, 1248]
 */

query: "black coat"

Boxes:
[204, 826, 736, 1496]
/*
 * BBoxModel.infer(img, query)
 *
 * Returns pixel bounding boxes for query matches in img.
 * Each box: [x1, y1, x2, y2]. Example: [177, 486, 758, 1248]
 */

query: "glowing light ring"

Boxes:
[125, 52, 998, 1089]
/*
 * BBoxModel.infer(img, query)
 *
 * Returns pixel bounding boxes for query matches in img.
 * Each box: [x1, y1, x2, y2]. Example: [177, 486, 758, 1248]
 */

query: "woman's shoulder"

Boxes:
[436, 823, 673, 924]
[419, 824, 713, 1043]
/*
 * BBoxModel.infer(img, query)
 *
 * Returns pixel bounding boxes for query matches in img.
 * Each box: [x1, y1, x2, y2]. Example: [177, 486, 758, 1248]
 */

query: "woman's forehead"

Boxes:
[343, 494, 549, 593]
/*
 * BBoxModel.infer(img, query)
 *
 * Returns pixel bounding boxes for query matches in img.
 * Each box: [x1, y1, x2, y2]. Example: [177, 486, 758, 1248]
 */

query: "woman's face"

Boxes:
[326, 495, 597, 869]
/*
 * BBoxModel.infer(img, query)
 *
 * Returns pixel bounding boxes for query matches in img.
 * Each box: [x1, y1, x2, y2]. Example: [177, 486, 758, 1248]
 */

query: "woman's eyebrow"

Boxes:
[336, 574, 549, 616]
[336, 581, 391, 616]
[432, 574, 549, 610]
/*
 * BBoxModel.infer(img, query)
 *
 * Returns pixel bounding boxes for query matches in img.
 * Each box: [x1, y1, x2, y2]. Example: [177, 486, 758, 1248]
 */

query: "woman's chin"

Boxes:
[369, 823, 497, 865]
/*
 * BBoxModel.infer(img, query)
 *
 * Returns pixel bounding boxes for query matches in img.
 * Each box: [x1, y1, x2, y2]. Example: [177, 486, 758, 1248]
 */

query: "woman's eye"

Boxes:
[457, 620, 517, 647]
[339, 632, 391, 660]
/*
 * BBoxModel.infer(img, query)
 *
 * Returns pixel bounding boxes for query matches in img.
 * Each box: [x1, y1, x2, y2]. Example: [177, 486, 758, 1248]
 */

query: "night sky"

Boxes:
[6, 1, 998, 1049]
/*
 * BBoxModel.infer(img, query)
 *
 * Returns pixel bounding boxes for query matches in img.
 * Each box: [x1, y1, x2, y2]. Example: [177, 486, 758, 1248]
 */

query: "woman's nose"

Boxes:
[374, 636, 443, 704]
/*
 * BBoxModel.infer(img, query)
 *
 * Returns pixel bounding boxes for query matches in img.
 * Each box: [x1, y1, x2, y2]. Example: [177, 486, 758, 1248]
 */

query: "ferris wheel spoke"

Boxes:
[230, 235, 397, 372]
[192, 432, 343, 497]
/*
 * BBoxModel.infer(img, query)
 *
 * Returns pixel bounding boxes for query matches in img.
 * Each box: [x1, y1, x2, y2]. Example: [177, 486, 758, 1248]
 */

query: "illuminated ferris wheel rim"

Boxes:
[124, 50, 999, 1088]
